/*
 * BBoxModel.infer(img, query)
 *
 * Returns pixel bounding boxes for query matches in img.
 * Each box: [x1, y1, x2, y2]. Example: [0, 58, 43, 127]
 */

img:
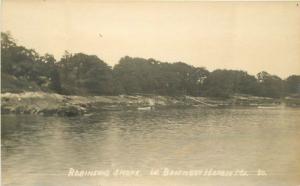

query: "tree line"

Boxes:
[1, 32, 300, 98]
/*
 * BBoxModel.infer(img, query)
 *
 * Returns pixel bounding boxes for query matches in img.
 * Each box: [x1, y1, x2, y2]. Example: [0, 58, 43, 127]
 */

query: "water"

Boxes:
[2, 108, 300, 186]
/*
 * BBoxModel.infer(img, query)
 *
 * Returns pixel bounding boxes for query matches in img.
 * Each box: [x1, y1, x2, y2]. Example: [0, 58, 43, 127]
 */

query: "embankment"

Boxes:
[1, 92, 299, 116]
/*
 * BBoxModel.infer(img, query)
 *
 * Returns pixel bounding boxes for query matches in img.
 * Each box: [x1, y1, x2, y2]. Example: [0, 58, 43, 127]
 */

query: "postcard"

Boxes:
[1, 1, 300, 186]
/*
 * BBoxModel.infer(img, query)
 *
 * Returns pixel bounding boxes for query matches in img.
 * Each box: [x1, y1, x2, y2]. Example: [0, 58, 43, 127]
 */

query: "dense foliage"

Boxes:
[1, 32, 60, 93]
[57, 52, 113, 95]
[2, 32, 299, 98]
[113, 56, 209, 96]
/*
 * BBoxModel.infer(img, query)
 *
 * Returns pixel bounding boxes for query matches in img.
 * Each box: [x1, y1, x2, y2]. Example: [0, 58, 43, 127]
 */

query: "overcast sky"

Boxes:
[2, 0, 300, 78]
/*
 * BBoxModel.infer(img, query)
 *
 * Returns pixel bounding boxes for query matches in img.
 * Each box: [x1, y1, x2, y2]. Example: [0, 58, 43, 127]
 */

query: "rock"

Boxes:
[57, 105, 84, 117]
[2, 92, 298, 116]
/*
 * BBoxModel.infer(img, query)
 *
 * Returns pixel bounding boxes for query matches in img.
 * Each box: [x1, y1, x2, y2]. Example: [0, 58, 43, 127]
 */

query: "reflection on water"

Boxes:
[2, 108, 300, 186]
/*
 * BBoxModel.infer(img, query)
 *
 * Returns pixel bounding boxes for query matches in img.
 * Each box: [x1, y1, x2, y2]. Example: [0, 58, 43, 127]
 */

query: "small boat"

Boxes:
[137, 106, 153, 111]
[257, 106, 280, 109]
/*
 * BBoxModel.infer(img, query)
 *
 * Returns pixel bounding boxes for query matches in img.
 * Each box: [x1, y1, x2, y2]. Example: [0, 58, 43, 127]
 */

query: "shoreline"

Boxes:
[1, 92, 299, 116]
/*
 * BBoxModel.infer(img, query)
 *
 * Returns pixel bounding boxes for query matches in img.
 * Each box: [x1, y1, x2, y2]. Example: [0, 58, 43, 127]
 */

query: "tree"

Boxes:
[2, 32, 299, 98]
[285, 75, 300, 95]
[57, 53, 113, 95]
[256, 71, 284, 98]
[1, 32, 61, 92]
[202, 70, 259, 98]
[113, 56, 209, 96]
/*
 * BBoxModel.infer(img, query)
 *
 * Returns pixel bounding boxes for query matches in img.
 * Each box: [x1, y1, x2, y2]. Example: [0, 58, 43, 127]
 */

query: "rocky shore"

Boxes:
[1, 92, 299, 116]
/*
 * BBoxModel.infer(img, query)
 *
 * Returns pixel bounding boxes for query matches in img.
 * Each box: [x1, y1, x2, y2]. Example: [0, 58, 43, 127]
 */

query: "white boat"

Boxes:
[137, 106, 153, 111]
[257, 106, 281, 109]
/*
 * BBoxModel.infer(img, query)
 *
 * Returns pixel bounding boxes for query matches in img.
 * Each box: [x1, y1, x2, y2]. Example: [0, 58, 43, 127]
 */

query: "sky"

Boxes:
[2, 0, 300, 78]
